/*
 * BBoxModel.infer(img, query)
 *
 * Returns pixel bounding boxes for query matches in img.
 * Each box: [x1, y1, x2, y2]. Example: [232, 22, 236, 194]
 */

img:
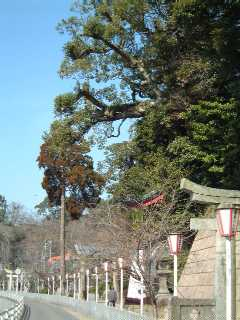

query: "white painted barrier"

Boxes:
[12, 292, 151, 320]
[0, 293, 24, 320]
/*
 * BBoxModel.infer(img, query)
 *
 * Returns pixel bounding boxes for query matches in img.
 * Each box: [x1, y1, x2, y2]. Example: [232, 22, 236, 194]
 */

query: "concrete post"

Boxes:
[173, 255, 178, 297]
[105, 270, 108, 306]
[59, 275, 62, 295]
[95, 267, 99, 303]
[226, 238, 233, 320]
[77, 273, 81, 300]
[15, 275, 19, 293]
[47, 277, 50, 295]
[73, 273, 76, 299]
[86, 269, 89, 301]
[66, 274, 69, 296]
[120, 267, 123, 309]
[20, 274, 22, 292]
[52, 276, 55, 295]
[9, 274, 13, 291]
[140, 275, 144, 316]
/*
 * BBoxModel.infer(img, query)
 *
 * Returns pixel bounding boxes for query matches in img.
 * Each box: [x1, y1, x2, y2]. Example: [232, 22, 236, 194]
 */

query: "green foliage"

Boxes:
[168, 99, 240, 188]
[102, 139, 186, 203]
[54, 93, 78, 115]
[55, 0, 240, 125]
[51, 1, 240, 209]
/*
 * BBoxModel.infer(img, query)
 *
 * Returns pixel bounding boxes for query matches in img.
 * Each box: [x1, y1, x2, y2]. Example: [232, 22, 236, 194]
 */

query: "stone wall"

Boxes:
[170, 297, 215, 320]
[178, 230, 216, 300]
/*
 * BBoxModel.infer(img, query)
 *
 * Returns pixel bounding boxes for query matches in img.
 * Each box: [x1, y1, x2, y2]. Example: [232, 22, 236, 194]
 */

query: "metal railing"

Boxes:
[0, 293, 24, 320]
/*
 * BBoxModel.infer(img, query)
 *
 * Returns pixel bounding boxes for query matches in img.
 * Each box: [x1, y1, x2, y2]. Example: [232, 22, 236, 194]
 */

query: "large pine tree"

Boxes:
[52, 0, 240, 199]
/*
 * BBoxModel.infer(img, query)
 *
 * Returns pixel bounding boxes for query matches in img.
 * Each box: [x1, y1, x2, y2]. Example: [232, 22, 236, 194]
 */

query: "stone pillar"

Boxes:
[156, 258, 171, 320]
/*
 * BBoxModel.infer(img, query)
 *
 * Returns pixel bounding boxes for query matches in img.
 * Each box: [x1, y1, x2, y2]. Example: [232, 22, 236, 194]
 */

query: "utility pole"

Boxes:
[60, 187, 65, 295]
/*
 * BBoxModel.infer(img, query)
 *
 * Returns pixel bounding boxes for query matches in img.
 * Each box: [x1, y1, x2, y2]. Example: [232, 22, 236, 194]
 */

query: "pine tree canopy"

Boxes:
[50, 0, 240, 201]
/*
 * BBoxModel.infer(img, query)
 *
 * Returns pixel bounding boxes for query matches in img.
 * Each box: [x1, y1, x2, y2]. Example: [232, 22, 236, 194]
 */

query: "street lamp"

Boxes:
[216, 207, 240, 320]
[167, 233, 183, 297]
[118, 258, 124, 310]
[103, 262, 109, 306]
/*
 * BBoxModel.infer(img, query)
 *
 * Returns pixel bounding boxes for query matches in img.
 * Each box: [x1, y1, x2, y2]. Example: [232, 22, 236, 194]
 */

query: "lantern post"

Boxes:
[103, 262, 109, 306]
[167, 234, 183, 297]
[95, 267, 99, 303]
[52, 276, 54, 295]
[138, 249, 144, 316]
[66, 274, 69, 296]
[86, 269, 90, 301]
[47, 277, 50, 295]
[73, 273, 76, 299]
[37, 278, 40, 294]
[77, 272, 81, 300]
[59, 275, 62, 295]
[118, 258, 124, 310]
[216, 207, 240, 320]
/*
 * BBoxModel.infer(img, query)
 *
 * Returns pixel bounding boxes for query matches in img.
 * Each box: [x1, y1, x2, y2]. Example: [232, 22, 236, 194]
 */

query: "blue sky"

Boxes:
[0, 0, 74, 210]
[0, 1, 131, 212]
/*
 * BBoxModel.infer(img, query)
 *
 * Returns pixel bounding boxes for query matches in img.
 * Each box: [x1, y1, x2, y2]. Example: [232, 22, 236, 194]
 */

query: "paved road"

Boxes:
[25, 298, 88, 320]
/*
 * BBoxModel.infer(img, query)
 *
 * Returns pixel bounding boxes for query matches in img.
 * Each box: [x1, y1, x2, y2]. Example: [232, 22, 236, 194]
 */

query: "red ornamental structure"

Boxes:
[167, 234, 183, 256]
[216, 208, 240, 238]
[126, 192, 164, 208]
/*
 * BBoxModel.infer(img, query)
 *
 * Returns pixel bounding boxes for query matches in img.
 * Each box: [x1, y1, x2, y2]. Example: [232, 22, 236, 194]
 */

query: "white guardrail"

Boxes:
[0, 292, 24, 320]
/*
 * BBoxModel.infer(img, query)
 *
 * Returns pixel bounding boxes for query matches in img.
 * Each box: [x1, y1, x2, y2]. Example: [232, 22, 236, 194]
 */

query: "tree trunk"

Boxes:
[60, 187, 65, 295]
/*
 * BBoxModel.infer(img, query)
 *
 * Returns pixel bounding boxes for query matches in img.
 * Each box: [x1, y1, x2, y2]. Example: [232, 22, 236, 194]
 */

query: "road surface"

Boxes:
[25, 298, 90, 320]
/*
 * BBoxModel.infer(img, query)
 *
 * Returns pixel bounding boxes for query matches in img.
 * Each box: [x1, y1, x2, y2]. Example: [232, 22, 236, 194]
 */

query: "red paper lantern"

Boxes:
[216, 208, 240, 238]
[167, 234, 183, 256]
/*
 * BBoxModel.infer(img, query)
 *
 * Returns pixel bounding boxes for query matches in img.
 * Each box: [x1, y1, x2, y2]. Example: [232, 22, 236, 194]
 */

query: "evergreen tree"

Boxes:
[53, 0, 240, 199]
